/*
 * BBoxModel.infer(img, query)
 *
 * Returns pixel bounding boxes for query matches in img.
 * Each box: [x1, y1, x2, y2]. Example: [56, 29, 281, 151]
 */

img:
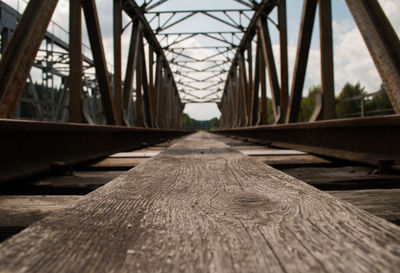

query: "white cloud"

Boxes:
[183, 103, 220, 120]
[333, 21, 381, 93]
[331, 0, 400, 94]
[379, 0, 400, 35]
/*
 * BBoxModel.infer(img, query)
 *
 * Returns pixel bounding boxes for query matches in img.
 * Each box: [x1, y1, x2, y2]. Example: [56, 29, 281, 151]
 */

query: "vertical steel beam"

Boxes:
[259, 34, 268, 125]
[258, 17, 280, 121]
[123, 21, 142, 125]
[163, 73, 169, 129]
[239, 53, 249, 126]
[278, 0, 289, 122]
[141, 41, 152, 128]
[345, 0, 400, 113]
[228, 83, 234, 128]
[113, 0, 123, 125]
[0, 0, 59, 118]
[230, 72, 236, 128]
[69, 0, 83, 123]
[158, 67, 166, 129]
[220, 97, 224, 128]
[318, 0, 336, 120]
[166, 77, 173, 129]
[82, 0, 117, 125]
[148, 45, 155, 127]
[159, 70, 165, 129]
[251, 37, 260, 125]
[135, 37, 144, 127]
[247, 43, 254, 125]
[222, 87, 228, 128]
[234, 68, 240, 127]
[225, 85, 229, 128]
[238, 64, 244, 127]
[285, 0, 318, 123]
[154, 57, 162, 128]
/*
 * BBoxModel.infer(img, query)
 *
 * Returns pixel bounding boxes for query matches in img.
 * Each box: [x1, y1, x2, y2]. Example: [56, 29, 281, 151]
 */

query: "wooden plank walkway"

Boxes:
[0, 132, 399, 272]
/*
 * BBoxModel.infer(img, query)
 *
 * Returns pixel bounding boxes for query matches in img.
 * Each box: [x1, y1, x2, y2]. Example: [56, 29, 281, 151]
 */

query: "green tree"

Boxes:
[181, 113, 221, 131]
[336, 82, 366, 118]
[365, 84, 394, 116]
[257, 97, 275, 124]
[182, 113, 194, 130]
[209, 117, 220, 130]
[298, 85, 321, 122]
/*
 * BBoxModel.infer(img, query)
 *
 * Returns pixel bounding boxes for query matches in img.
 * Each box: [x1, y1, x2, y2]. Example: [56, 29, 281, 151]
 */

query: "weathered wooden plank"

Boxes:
[146, 146, 166, 150]
[239, 149, 306, 156]
[0, 196, 81, 242]
[2, 171, 124, 195]
[0, 132, 399, 272]
[153, 140, 176, 147]
[283, 166, 400, 190]
[232, 145, 274, 150]
[108, 150, 161, 158]
[82, 158, 149, 169]
[211, 134, 258, 146]
[0, 195, 81, 227]
[215, 135, 333, 166]
[328, 189, 400, 225]
[253, 154, 333, 167]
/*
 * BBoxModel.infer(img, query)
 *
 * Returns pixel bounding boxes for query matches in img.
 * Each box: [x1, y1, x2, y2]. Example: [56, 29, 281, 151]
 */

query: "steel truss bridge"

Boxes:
[0, 0, 398, 175]
[0, 0, 399, 271]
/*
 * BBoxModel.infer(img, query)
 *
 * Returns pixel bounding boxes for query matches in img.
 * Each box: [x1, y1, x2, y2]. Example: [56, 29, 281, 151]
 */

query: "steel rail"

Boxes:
[214, 115, 400, 170]
[0, 119, 191, 183]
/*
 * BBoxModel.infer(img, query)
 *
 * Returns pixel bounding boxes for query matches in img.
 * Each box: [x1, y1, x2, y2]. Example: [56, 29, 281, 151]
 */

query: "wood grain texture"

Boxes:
[211, 134, 333, 167]
[0, 195, 81, 227]
[239, 149, 306, 156]
[328, 189, 400, 225]
[83, 158, 149, 169]
[109, 150, 161, 158]
[0, 132, 399, 272]
[253, 154, 333, 167]
[283, 166, 400, 190]
[0, 196, 81, 242]
[2, 171, 125, 195]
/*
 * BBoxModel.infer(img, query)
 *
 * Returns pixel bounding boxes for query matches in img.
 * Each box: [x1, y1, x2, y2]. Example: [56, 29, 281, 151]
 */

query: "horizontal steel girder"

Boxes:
[214, 115, 400, 170]
[0, 119, 191, 183]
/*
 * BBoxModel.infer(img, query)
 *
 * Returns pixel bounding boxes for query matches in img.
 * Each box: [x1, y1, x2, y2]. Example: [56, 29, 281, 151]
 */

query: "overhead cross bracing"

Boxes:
[143, 2, 256, 104]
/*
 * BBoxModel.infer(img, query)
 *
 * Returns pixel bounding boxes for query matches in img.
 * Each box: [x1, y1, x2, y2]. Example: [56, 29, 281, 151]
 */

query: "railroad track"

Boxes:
[1, 132, 399, 272]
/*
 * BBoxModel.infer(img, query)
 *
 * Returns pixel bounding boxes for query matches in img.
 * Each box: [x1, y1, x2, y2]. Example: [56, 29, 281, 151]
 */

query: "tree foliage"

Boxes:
[365, 85, 394, 116]
[335, 82, 394, 117]
[182, 113, 220, 130]
[336, 82, 366, 118]
[298, 85, 321, 122]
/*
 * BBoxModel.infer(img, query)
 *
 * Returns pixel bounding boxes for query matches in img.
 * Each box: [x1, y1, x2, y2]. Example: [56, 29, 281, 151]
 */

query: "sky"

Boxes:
[4, 0, 400, 120]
